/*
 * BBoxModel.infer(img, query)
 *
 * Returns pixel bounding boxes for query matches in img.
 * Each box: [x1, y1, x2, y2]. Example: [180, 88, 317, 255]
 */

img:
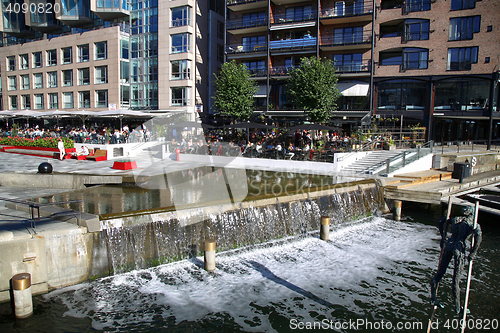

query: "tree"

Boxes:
[213, 60, 258, 122]
[287, 57, 340, 123]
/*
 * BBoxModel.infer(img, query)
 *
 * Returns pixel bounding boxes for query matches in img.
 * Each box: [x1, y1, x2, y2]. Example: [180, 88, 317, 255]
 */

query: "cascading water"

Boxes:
[90, 184, 384, 277]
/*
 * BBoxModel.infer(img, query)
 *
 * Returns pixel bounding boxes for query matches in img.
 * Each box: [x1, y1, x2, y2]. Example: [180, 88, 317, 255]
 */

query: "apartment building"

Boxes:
[374, 0, 500, 141]
[0, 0, 224, 121]
[226, 0, 374, 129]
[225, 0, 500, 141]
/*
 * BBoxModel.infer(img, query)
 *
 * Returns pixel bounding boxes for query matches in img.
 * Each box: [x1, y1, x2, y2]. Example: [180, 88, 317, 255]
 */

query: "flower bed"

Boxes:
[0, 136, 74, 149]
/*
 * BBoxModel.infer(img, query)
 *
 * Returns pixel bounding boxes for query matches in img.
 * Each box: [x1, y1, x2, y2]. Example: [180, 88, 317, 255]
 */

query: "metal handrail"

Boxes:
[0, 197, 83, 229]
[336, 139, 382, 162]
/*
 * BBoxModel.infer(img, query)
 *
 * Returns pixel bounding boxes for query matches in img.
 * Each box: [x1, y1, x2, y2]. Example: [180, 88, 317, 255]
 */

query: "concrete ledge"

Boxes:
[5, 202, 100, 233]
[0, 172, 123, 189]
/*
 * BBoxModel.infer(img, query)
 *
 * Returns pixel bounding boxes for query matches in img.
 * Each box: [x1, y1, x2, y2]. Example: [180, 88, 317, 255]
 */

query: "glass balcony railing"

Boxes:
[269, 36, 317, 50]
[248, 68, 267, 77]
[227, 44, 267, 54]
[269, 66, 296, 76]
[227, 0, 267, 6]
[321, 3, 373, 18]
[227, 17, 267, 30]
[334, 60, 371, 73]
[320, 31, 372, 47]
[271, 11, 317, 24]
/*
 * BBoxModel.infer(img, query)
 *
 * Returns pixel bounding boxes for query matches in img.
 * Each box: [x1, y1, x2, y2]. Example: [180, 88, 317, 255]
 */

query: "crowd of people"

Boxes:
[1, 122, 367, 161]
[0, 124, 152, 145]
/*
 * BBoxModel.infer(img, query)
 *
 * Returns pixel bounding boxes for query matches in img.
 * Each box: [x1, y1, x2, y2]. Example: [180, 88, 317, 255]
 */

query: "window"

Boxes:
[62, 92, 74, 109]
[21, 95, 31, 109]
[217, 44, 224, 62]
[242, 35, 266, 52]
[171, 6, 191, 27]
[334, 53, 363, 72]
[334, 27, 364, 45]
[47, 71, 58, 88]
[449, 16, 480, 41]
[78, 68, 90, 85]
[451, 0, 476, 10]
[95, 90, 108, 108]
[243, 60, 266, 76]
[242, 12, 266, 27]
[487, 26, 492, 32]
[404, 0, 431, 13]
[33, 73, 43, 89]
[79, 91, 91, 108]
[485, 57, 490, 63]
[48, 93, 58, 109]
[78, 44, 89, 62]
[171, 87, 190, 106]
[121, 38, 129, 59]
[403, 48, 428, 69]
[33, 52, 42, 68]
[19, 54, 29, 70]
[20, 75, 30, 90]
[7, 56, 15, 71]
[447, 46, 479, 70]
[404, 19, 430, 41]
[95, 66, 108, 84]
[62, 70, 73, 86]
[8, 76, 17, 91]
[10, 96, 18, 110]
[120, 61, 129, 83]
[95, 41, 107, 60]
[62, 47, 72, 64]
[284, 5, 313, 22]
[217, 20, 224, 39]
[47, 49, 57, 66]
[171, 33, 191, 53]
[171, 60, 191, 80]
[34, 94, 44, 110]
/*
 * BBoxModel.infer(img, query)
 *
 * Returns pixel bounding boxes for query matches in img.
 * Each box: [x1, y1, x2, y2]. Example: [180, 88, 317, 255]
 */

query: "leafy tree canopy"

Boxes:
[213, 60, 258, 122]
[287, 57, 340, 123]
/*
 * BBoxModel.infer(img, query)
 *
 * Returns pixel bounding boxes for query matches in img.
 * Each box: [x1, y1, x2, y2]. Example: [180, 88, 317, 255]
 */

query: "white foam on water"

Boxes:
[45, 217, 440, 332]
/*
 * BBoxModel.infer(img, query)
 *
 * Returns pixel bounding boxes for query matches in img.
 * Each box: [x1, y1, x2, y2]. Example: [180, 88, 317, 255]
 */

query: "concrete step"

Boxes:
[385, 170, 453, 189]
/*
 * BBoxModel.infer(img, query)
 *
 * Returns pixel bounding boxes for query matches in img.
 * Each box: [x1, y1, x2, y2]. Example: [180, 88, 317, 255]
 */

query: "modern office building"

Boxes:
[225, 0, 500, 141]
[0, 0, 225, 121]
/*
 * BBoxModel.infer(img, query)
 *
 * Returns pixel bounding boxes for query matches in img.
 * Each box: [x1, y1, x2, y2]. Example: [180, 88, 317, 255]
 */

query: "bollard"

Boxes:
[176, 148, 180, 161]
[204, 239, 216, 272]
[393, 200, 402, 221]
[320, 216, 330, 241]
[12, 273, 33, 319]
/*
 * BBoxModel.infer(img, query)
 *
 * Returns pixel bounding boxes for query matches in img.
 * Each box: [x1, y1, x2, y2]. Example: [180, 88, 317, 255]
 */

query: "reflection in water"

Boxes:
[34, 168, 358, 217]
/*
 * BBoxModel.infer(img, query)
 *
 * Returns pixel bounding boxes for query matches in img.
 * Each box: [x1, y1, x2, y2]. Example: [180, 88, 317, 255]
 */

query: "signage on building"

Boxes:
[109, 103, 117, 111]
[196, 105, 203, 112]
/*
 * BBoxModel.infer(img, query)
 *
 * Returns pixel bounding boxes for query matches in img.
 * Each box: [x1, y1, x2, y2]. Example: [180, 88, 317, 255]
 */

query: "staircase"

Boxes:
[341, 150, 407, 175]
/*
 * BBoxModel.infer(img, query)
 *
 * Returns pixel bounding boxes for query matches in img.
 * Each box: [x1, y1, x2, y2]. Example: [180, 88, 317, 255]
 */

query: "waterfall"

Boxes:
[90, 182, 385, 277]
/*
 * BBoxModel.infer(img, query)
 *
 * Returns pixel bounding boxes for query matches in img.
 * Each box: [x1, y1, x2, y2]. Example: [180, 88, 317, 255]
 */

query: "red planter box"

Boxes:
[113, 160, 137, 170]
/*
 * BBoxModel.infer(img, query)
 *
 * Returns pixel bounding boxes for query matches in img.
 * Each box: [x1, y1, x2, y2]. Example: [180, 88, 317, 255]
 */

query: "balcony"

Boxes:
[226, 44, 267, 58]
[320, 3, 373, 25]
[56, 0, 93, 27]
[92, 0, 130, 20]
[248, 68, 267, 77]
[227, 17, 267, 35]
[335, 60, 371, 74]
[227, 0, 267, 12]
[320, 31, 372, 51]
[269, 36, 317, 52]
[269, 66, 295, 77]
[270, 11, 317, 29]
[0, 10, 36, 37]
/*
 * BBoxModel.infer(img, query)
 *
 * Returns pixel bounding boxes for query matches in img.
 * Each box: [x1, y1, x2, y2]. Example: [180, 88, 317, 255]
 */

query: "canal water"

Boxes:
[0, 205, 498, 333]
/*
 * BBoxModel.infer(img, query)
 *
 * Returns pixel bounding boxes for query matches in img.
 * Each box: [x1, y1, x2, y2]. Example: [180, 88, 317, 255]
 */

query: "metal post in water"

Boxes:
[204, 239, 216, 272]
[402, 151, 406, 167]
[393, 200, 402, 221]
[386, 158, 390, 174]
[320, 216, 330, 241]
[12, 273, 33, 319]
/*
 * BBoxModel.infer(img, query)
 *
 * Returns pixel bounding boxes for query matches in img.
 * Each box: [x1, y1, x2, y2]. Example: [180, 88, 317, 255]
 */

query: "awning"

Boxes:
[337, 83, 370, 96]
[254, 85, 271, 98]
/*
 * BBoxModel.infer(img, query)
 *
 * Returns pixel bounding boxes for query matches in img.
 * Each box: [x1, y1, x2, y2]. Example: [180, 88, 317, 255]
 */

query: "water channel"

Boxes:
[0, 202, 498, 333]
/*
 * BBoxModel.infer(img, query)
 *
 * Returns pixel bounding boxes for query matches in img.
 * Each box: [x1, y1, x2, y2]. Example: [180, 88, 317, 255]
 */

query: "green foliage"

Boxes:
[213, 60, 258, 121]
[287, 57, 340, 123]
[0, 136, 74, 149]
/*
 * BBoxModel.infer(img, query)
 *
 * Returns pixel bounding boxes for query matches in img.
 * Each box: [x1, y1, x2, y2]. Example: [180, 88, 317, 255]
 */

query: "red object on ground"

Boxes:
[113, 160, 137, 170]
[176, 148, 180, 161]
